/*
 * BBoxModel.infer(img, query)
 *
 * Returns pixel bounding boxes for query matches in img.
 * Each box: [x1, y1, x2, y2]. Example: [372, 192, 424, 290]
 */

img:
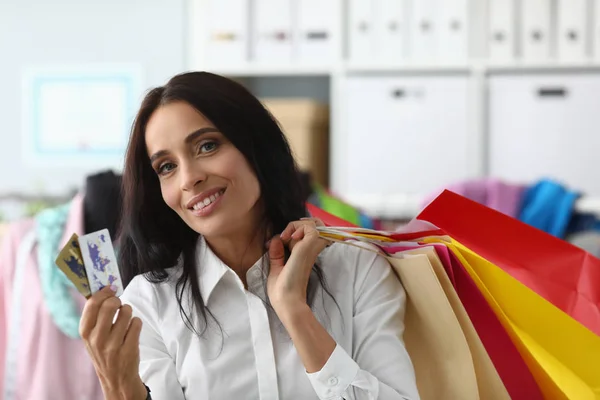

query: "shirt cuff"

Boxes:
[306, 344, 360, 400]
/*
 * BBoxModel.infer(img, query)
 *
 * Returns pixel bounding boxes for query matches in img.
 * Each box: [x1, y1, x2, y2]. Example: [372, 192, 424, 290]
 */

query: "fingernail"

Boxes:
[109, 285, 118, 293]
[265, 239, 272, 248]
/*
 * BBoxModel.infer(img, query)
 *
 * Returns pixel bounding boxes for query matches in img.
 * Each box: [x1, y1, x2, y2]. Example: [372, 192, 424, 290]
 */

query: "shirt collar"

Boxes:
[196, 236, 269, 304]
[196, 236, 230, 305]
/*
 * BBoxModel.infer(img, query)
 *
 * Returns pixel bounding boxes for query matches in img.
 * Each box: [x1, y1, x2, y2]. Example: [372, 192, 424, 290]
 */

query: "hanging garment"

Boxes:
[421, 178, 527, 219]
[518, 179, 579, 238]
[0, 194, 103, 400]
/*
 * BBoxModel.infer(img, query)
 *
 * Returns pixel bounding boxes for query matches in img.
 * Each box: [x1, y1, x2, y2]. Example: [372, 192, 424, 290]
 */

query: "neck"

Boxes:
[204, 208, 270, 284]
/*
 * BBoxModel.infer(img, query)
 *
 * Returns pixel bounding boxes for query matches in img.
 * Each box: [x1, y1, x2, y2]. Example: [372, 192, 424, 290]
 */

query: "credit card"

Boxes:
[77, 229, 124, 296]
[55, 233, 92, 298]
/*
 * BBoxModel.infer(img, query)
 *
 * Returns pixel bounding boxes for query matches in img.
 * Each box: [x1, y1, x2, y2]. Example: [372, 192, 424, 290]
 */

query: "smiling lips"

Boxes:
[187, 188, 226, 215]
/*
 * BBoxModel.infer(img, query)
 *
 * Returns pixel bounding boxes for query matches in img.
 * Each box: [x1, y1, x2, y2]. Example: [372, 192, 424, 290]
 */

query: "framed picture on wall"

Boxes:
[21, 64, 143, 167]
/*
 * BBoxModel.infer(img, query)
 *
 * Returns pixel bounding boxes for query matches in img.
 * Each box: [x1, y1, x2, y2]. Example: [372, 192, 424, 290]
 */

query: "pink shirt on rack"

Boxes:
[421, 178, 526, 219]
[0, 194, 103, 400]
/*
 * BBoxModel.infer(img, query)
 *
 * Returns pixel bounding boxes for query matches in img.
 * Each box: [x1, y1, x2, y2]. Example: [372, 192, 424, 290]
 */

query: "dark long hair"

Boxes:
[118, 71, 333, 335]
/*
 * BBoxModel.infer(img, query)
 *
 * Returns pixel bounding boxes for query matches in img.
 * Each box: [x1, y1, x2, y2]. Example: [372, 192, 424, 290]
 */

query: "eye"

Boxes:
[157, 162, 176, 175]
[198, 140, 218, 154]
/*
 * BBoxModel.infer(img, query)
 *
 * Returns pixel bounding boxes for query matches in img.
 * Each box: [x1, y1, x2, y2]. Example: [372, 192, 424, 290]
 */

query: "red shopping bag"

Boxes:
[417, 190, 600, 336]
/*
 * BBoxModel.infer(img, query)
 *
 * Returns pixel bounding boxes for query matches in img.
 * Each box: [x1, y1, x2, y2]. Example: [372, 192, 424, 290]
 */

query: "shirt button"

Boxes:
[328, 377, 339, 386]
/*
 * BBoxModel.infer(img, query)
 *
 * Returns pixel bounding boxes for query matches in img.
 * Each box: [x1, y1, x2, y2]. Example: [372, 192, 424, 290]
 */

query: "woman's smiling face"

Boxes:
[145, 100, 262, 240]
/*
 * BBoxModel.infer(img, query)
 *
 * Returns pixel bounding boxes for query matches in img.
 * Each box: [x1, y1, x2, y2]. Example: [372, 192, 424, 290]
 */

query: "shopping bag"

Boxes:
[312, 206, 545, 399]
[386, 253, 480, 400]
[424, 237, 600, 400]
[395, 245, 543, 400]
[307, 202, 357, 228]
[418, 190, 600, 336]
[400, 247, 511, 400]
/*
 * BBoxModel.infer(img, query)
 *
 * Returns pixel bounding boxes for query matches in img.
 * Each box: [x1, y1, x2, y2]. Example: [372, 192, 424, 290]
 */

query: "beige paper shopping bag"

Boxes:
[403, 247, 511, 400]
[387, 254, 480, 400]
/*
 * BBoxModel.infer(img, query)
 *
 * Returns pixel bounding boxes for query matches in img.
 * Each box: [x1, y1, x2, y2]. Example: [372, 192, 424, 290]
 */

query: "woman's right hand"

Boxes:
[80, 286, 148, 400]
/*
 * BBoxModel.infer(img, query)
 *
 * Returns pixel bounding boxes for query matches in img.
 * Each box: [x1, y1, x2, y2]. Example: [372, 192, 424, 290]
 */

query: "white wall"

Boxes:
[0, 0, 186, 198]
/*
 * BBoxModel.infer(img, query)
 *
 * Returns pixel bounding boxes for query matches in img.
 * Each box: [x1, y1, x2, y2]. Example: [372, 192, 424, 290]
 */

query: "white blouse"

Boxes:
[121, 237, 419, 400]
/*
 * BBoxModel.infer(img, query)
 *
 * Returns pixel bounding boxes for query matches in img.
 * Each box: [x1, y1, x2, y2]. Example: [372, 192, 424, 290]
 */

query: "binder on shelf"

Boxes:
[594, 0, 600, 60]
[348, 0, 374, 62]
[373, 0, 408, 63]
[205, 0, 250, 64]
[520, 0, 553, 61]
[409, 0, 439, 62]
[251, 0, 293, 63]
[438, 0, 469, 62]
[557, 0, 590, 62]
[488, 0, 517, 61]
[295, 0, 337, 64]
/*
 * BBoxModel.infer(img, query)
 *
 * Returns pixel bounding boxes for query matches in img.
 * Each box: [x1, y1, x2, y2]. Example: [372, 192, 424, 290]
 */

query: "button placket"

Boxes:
[245, 291, 279, 400]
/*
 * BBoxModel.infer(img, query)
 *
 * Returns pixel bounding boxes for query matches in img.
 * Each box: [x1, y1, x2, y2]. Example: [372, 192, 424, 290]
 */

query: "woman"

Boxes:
[79, 72, 419, 400]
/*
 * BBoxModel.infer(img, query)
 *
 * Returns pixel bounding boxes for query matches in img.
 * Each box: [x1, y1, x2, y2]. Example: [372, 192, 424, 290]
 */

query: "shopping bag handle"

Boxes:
[306, 203, 358, 228]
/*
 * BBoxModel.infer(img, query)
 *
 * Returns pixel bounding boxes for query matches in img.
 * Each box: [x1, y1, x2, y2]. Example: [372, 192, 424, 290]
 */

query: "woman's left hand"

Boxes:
[267, 218, 330, 314]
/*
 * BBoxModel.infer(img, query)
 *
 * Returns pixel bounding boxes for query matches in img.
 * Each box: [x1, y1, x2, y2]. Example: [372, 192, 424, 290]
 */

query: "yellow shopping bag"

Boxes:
[424, 238, 600, 400]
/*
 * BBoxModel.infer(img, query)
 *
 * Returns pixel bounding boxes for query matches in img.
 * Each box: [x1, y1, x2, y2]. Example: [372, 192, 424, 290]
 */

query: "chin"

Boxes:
[186, 216, 231, 239]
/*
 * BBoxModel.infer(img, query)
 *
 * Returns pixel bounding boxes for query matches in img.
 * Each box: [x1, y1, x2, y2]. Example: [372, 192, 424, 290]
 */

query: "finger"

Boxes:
[288, 225, 310, 251]
[123, 317, 143, 355]
[300, 217, 325, 227]
[268, 236, 286, 273]
[281, 220, 317, 242]
[289, 228, 329, 257]
[94, 296, 122, 339]
[291, 226, 306, 240]
[80, 286, 118, 339]
[110, 304, 133, 343]
[280, 222, 298, 242]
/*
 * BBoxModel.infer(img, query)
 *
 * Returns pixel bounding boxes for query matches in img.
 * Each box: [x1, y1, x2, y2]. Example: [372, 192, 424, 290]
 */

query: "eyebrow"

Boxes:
[149, 127, 221, 164]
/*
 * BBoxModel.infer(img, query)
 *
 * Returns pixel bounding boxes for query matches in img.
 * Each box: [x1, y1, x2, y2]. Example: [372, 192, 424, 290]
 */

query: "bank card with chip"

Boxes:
[55, 233, 92, 298]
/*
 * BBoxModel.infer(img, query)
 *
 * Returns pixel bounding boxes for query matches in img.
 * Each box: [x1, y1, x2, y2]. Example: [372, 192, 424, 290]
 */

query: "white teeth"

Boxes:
[190, 190, 224, 212]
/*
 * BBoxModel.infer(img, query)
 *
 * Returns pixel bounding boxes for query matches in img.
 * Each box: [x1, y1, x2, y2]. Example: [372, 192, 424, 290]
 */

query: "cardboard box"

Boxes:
[261, 98, 330, 186]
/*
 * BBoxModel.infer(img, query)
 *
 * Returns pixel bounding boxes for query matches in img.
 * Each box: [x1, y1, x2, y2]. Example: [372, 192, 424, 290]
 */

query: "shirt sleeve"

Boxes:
[306, 249, 420, 400]
[121, 276, 186, 400]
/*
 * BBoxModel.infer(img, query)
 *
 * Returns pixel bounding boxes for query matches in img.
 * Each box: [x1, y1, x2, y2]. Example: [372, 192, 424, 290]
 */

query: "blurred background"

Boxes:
[2, 0, 600, 249]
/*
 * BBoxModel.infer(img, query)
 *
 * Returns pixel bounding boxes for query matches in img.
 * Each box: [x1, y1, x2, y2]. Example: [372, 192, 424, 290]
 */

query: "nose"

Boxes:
[179, 160, 205, 191]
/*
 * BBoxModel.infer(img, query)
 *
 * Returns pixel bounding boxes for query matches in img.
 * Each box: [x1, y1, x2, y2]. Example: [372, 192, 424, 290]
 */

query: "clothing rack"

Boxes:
[0, 191, 75, 204]
[0, 191, 77, 227]
[346, 193, 600, 221]
[574, 197, 600, 215]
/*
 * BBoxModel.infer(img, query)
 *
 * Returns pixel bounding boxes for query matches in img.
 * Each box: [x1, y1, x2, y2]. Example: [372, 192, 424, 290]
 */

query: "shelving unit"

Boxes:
[186, 0, 600, 219]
